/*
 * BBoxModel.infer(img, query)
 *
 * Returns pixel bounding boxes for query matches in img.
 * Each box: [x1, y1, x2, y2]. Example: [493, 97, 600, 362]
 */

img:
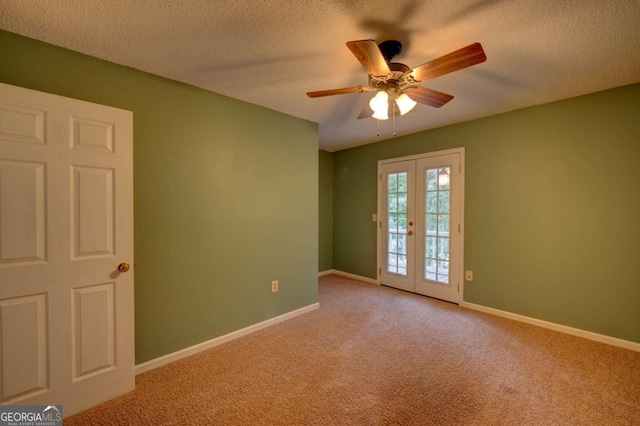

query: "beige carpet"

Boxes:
[66, 274, 640, 425]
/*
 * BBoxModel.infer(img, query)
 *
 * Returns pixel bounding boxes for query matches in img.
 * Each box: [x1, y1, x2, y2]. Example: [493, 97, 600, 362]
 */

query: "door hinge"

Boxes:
[379, 268, 382, 275]
[458, 224, 460, 233]
[459, 164, 461, 173]
[379, 174, 382, 181]
[379, 221, 382, 228]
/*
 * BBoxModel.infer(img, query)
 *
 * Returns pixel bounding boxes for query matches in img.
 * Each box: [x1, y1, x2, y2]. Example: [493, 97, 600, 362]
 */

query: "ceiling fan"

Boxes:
[306, 39, 486, 120]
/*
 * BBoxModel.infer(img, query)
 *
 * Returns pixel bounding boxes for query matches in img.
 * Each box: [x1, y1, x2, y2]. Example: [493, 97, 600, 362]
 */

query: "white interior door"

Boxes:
[0, 83, 134, 417]
[379, 150, 463, 304]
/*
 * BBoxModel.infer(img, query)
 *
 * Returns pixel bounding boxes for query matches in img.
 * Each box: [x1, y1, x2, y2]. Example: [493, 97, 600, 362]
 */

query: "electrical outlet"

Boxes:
[465, 271, 473, 281]
[271, 280, 278, 293]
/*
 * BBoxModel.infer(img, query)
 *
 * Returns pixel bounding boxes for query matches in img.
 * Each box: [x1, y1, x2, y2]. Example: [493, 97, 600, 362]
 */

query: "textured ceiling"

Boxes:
[1, 0, 639, 151]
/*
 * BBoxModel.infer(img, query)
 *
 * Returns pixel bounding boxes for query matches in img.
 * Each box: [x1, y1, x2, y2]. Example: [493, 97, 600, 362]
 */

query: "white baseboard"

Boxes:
[319, 269, 379, 285]
[135, 303, 320, 375]
[461, 301, 640, 353]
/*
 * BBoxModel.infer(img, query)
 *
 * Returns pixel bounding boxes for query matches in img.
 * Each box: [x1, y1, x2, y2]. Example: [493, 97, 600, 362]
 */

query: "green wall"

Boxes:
[318, 150, 334, 271]
[333, 84, 640, 344]
[0, 30, 319, 363]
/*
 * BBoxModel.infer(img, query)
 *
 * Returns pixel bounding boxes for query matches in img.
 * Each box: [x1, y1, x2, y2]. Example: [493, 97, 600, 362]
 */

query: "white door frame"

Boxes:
[377, 147, 465, 303]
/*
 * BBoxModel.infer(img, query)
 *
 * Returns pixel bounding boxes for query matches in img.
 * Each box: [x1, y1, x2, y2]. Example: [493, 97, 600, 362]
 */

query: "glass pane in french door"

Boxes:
[424, 167, 450, 284]
[387, 171, 408, 275]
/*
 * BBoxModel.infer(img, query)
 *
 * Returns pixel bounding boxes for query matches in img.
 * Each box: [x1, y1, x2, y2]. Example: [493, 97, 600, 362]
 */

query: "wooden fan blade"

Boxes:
[346, 40, 391, 78]
[357, 102, 373, 119]
[410, 42, 486, 82]
[406, 87, 454, 108]
[306, 86, 367, 98]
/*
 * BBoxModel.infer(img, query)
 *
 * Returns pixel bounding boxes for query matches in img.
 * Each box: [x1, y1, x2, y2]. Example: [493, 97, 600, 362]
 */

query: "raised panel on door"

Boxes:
[0, 294, 48, 402]
[0, 103, 45, 145]
[70, 116, 114, 153]
[71, 166, 115, 259]
[0, 160, 46, 265]
[72, 283, 115, 380]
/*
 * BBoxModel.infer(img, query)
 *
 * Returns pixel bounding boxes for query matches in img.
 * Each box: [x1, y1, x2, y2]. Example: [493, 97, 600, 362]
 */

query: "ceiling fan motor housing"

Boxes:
[369, 61, 413, 91]
[378, 40, 403, 62]
[368, 41, 416, 91]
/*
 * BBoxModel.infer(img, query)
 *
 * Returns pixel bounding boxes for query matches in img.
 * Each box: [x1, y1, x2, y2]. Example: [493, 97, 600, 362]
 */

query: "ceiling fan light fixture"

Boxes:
[369, 90, 389, 120]
[372, 109, 389, 120]
[307, 40, 487, 131]
[396, 93, 417, 115]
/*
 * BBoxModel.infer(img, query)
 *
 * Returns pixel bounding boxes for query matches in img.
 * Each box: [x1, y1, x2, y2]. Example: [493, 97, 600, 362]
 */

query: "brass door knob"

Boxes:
[409, 221, 413, 226]
[118, 262, 130, 273]
[408, 231, 414, 236]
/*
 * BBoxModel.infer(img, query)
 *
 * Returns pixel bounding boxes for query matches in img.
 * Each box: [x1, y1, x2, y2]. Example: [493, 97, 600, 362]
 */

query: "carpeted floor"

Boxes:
[66, 274, 640, 425]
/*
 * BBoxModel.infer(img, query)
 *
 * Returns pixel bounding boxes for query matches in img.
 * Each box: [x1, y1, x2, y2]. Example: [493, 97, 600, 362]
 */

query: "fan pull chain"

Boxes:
[392, 103, 396, 137]
[376, 119, 380, 137]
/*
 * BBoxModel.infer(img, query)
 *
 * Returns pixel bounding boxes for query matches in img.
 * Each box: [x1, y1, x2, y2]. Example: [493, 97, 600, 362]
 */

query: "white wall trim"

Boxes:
[319, 269, 379, 285]
[377, 147, 466, 165]
[135, 303, 320, 375]
[461, 301, 640, 353]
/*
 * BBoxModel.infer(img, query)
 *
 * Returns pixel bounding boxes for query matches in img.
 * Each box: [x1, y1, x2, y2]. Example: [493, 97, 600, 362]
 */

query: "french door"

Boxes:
[378, 149, 463, 303]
